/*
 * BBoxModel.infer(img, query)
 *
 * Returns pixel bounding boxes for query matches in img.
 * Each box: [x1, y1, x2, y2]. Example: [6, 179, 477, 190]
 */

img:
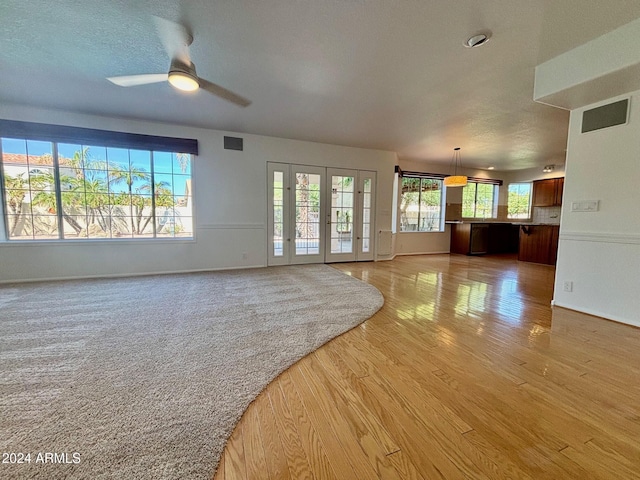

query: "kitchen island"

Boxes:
[449, 221, 559, 265]
[449, 222, 520, 255]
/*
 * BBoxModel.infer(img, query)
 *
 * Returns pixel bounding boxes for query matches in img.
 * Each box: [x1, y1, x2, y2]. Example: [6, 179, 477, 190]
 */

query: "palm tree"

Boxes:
[141, 181, 174, 234]
[4, 173, 28, 236]
[176, 152, 190, 173]
[108, 164, 150, 234]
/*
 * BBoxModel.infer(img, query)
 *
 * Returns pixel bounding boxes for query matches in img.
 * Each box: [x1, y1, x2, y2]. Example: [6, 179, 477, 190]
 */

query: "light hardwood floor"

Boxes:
[214, 254, 640, 479]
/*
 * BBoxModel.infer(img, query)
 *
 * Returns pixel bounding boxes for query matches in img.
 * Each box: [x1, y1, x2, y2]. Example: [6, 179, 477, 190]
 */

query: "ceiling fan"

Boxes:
[107, 16, 251, 107]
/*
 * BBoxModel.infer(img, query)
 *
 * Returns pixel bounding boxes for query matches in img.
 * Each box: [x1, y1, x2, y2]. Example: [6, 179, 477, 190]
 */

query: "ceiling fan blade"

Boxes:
[199, 78, 251, 107]
[153, 15, 192, 65]
[107, 74, 168, 87]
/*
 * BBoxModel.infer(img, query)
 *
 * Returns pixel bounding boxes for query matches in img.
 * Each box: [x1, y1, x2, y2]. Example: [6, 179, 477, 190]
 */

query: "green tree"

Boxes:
[152, 182, 175, 234]
[4, 173, 28, 236]
[508, 190, 531, 218]
[108, 164, 150, 235]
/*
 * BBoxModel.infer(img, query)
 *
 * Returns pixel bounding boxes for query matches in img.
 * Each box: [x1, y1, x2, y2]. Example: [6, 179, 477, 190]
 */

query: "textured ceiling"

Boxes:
[1, 1, 639, 170]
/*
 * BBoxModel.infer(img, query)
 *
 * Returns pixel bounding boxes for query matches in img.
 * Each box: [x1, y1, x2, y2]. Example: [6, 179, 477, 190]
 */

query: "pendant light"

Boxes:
[444, 147, 468, 187]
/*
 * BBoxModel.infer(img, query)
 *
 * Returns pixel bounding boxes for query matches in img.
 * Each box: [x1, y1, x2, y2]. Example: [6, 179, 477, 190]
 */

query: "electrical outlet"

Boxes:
[242, 252, 248, 260]
[563, 281, 573, 292]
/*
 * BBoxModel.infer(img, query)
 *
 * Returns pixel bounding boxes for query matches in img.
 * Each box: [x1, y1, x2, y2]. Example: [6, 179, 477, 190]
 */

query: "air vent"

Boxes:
[224, 136, 243, 151]
[581, 99, 629, 133]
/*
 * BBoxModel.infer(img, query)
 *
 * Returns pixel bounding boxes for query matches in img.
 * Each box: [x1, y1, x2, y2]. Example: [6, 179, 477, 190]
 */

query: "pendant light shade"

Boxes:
[444, 147, 468, 187]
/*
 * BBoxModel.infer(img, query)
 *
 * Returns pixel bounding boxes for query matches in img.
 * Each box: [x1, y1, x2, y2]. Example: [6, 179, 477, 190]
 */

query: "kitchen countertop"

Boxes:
[446, 221, 559, 226]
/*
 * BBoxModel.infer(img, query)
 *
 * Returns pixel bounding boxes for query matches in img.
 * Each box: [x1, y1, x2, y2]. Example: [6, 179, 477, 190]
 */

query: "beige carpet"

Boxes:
[0, 264, 383, 479]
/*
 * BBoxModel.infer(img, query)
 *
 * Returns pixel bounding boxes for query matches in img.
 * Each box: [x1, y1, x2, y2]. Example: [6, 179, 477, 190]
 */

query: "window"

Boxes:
[400, 176, 444, 232]
[462, 182, 497, 219]
[1, 137, 193, 240]
[507, 183, 532, 219]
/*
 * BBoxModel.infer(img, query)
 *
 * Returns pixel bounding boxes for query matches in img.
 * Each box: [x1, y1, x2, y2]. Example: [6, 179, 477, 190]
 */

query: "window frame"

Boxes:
[462, 181, 499, 219]
[507, 182, 533, 219]
[399, 175, 445, 233]
[0, 136, 195, 242]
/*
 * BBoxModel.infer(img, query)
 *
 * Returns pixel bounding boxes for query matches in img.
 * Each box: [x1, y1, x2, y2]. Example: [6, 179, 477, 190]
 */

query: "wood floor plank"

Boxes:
[312, 347, 400, 454]
[300, 354, 404, 480]
[243, 404, 270, 480]
[298, 357, 397, 479]
[253, 384, 292, 480]
[281, 365, 364, 480]
[386, 451, 428, 480]
[277, 370, 338, 480]
[217, 254, 640, 480]
[267, 376, 316, 480]
[224, 418, 247, 480]
[347, 342, 529, 480]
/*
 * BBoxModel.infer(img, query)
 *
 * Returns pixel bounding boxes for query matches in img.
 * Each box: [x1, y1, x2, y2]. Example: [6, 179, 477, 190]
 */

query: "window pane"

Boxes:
[153, 152, 173, 173]
[400, 177, 443, 232]
[476, 184, 494, 219]
[172, 175, 190, 197]
[2, 138, 57, 239]
[400, 178, 420, 232]
[2, 137, 192, 241]
[106, 147, 129, 171]
[420, 178, 443, 232]
[463, 182, 496, 219]
[462, 183, 477, 218]
[130, 149, 151, 172]
[174, 216, 192, 237]
[508, 183, 532, 219]
[173, 152, 191, 175]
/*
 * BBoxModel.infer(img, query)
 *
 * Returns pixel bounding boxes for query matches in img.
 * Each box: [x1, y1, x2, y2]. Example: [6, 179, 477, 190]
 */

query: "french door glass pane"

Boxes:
[362, 178, 371, 253]
[295, 172, 320, 255]
[330, 175, 354, 254]
[273, 170, 284, 256]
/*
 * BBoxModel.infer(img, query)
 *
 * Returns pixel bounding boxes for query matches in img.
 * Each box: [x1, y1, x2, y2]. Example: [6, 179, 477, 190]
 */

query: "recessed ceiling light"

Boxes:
[465, 32, 491, 48]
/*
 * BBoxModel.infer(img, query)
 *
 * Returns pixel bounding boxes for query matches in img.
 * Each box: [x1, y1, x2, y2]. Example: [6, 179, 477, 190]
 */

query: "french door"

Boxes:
[268, 163, 375, 265]
[325, 169, 376, 263]
[268, 163, 325, 265]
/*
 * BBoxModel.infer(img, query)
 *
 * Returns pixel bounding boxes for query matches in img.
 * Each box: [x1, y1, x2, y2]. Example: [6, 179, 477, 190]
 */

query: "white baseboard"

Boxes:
[552, 301, 640, 329]
[0, 264, 267, 285]
[395, 251, 450, 256]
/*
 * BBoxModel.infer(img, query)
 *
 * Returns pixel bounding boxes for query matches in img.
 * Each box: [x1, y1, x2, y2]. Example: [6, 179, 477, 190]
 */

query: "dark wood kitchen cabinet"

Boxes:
[451, 223, 489, 255]
[451, 223, 519, 255]
[518, 225, 560, 265]
[532, 178, 564, 207]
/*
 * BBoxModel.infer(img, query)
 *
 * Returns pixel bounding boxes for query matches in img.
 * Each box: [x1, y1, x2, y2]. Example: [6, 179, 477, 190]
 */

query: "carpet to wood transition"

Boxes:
[0, 264, 384, 479]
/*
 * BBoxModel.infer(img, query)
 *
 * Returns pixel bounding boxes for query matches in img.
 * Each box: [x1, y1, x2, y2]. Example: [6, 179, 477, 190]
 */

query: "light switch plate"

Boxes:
[571, 200, 599, 212]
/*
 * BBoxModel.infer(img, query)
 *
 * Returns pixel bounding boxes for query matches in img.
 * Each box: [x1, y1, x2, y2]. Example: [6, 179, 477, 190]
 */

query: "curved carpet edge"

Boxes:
[0, 264, 384, 480]
[212, 265, 385, 476]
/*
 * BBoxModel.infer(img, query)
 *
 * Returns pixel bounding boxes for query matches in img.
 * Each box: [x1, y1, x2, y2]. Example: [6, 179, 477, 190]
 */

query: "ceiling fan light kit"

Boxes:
[167, 59, 199, 92]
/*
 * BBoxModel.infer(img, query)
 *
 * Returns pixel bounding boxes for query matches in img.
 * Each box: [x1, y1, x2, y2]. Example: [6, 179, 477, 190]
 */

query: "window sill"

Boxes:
[0, 237, 196, 247]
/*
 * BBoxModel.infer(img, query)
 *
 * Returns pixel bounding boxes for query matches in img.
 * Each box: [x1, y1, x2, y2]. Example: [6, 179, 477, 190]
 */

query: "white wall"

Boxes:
[553, 90, 640, 327]
[0, 105, 397, 282]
